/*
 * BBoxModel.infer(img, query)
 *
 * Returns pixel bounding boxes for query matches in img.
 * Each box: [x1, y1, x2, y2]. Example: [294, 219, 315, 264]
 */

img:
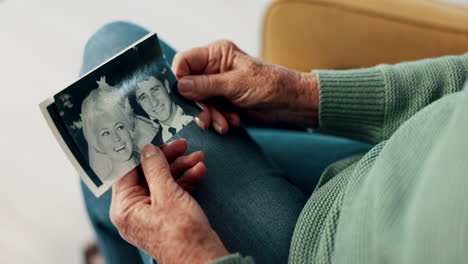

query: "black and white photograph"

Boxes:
[40, 33, 201, 197]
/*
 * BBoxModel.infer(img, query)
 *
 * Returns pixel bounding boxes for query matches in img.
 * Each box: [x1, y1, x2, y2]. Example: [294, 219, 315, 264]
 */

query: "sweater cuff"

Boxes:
[209, 253, 255, 264]
[315, 68, 386, 143]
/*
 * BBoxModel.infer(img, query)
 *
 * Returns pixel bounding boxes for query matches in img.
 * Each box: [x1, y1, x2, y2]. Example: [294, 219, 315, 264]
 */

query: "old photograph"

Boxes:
[40, 33, 201, 197]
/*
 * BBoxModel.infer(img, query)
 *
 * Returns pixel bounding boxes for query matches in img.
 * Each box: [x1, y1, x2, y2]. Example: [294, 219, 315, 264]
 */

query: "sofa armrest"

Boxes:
[261, 0, 468, 71]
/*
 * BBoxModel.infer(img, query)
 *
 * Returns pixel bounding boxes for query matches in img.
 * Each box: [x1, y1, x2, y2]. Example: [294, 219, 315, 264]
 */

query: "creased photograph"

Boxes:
[40, 33, 201, 197]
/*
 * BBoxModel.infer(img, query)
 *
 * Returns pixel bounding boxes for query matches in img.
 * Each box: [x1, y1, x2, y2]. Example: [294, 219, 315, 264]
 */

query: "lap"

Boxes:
[248, 128, 373, 196]
[174, 124, 308, 262]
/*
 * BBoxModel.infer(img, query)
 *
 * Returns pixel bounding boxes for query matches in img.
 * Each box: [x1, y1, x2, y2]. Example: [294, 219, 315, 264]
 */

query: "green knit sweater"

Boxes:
[212, 53, 468, 264]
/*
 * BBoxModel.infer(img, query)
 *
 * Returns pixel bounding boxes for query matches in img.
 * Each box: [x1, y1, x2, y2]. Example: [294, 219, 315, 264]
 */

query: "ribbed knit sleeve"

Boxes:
[209, 253, 255, 264]
[315, 68, 386, 143]
[315, 53, 468, 143]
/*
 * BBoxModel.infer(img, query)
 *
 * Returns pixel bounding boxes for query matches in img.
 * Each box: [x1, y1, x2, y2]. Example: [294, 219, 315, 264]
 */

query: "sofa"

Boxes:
[260, 0, 468, 71]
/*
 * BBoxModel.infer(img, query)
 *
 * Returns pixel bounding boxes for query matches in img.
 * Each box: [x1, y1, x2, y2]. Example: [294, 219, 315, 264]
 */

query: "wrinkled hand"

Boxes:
[110, 139, 229, 264]
[172, 40, 319, 134]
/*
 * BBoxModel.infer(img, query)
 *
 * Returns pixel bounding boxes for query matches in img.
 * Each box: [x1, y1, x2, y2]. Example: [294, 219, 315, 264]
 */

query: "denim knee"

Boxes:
[80, 21, 150, 75]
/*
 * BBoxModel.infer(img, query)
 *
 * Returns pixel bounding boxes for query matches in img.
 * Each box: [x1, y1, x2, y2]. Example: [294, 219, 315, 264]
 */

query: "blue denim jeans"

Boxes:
[80, 21, 373, 264]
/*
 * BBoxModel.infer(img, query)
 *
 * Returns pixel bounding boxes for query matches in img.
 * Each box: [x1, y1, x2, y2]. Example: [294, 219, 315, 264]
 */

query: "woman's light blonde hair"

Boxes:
[81, 76, 135, 154]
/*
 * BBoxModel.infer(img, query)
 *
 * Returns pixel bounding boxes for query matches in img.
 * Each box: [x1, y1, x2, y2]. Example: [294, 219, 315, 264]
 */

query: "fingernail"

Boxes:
[233, 118, 241, 127]
[170, 138, 186, 145]
[198, 102, 206, 111]
[227, 116, 237, 127]
[143, 144, 158, 159]
[178, 78, 194, 94]
[194, 117, 205, 129]
[213, 122, 224, 134]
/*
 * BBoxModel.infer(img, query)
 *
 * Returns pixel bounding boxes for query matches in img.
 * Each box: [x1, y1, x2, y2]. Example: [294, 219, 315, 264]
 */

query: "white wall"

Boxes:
[0, 0, 270, 263]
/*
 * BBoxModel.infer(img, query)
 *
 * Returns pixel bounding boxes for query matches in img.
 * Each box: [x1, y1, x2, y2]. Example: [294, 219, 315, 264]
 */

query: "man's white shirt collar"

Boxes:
[158, 105, 193, 142]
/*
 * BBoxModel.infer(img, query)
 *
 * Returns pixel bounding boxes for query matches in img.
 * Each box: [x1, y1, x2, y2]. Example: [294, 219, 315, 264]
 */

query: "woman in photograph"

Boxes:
[81, 76, 140, 182]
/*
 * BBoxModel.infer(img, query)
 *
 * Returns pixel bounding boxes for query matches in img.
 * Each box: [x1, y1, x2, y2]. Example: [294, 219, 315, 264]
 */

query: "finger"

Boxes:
[177, 73, 233, 101]
[194, 102, 211, 130]
[140, 144, 180, 202]
[176, 162, 206, 191]
[170, 151, 204, 178]
[172, 46, 210, 78]
[222, 111, 241, 128]
[244, 109, 273, 123]
[172, 40, 240, 77]
[210, 106, 229, 135]
[160, 139, 187, 163]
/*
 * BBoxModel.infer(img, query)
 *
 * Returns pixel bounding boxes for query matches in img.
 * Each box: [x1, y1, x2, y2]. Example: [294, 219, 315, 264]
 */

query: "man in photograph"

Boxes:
[135, 76, 194, 143]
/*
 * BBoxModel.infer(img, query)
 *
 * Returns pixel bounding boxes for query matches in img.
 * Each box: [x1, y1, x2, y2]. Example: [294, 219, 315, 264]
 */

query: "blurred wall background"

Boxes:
[0, 0, 269, 263]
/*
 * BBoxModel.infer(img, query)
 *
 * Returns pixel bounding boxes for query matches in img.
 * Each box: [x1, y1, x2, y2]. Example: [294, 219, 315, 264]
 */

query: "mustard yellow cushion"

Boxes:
[261, 0, 468, 71]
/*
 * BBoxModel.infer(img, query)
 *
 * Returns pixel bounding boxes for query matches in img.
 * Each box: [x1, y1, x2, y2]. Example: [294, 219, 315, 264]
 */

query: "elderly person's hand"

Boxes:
[173, 40, 319, 134]
[110, 139, 229, 264]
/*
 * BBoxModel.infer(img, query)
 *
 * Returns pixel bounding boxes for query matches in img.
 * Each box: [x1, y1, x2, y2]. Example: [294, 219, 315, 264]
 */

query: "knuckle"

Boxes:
[164, 179, 183, 201]
[244, 56, 260, 73]
[147, 163, 169, 179]
[172, 185, 186, 201]
[213, 39, 240, 58]
[200, 75, 212, 91]
[195, 75, 214, 98]
[178, 215, 195, 233]
[213, 39, 233, 47]
[210, 75, 223, 88]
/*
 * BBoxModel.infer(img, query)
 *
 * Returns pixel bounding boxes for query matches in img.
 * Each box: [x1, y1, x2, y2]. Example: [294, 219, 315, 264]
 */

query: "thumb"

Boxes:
[177, 73, 233, 101]
[140, 144, 180, 203]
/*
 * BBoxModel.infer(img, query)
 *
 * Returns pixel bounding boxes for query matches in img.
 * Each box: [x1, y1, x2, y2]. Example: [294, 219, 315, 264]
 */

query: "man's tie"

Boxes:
[168, 127, 177, 136]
